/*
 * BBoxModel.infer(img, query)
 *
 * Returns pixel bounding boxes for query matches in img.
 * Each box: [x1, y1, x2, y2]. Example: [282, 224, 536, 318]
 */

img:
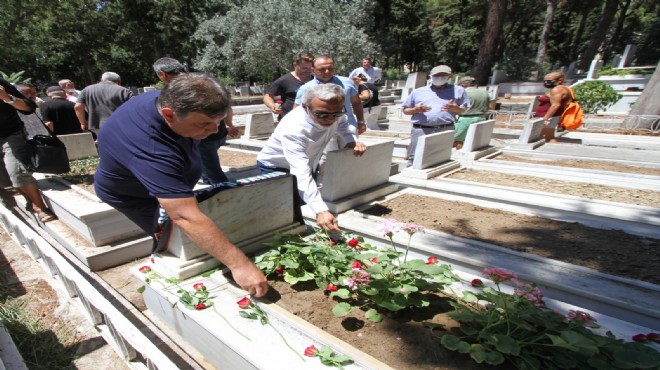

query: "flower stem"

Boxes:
[268, 322, 305, 361]
[212, 305, 251, 342]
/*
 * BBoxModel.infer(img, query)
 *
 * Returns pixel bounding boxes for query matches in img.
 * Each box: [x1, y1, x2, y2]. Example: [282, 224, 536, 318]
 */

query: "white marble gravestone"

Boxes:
[519, 118, 545, 144]
[241, 112, 276, 140]
[364, 106, 382, 130]
[619, 44, 636, 68]
[239, 86, 250, 96]
[400, 72, 427, 103]
[58, 132, 98, 160]
[154, 174, 307, 279]
[452, 119, 498, 161]
[587, 60, 603, 80]
[319, 141, 398, 213]
[400, 131, 460, 179]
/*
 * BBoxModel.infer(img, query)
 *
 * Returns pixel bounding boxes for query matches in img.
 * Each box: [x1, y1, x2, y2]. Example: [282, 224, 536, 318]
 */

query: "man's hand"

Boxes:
[230, 260, 269, 297]
[316, 210, 339, 232]
[227, 125, 239, 137]
[416, 103, 432, 113]
[442, 99, 465, 114]
[357, 123, 367, 135]
[352, 142, 367, 157]
[0, 86, 10, 101]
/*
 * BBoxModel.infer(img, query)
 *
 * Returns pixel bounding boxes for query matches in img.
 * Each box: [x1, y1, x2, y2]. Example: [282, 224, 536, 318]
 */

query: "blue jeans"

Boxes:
[199, 135, 228, 184]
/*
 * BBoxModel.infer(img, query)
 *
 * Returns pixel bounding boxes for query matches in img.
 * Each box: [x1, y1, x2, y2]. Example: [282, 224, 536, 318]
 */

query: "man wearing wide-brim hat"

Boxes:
[401, 65, 470, 167]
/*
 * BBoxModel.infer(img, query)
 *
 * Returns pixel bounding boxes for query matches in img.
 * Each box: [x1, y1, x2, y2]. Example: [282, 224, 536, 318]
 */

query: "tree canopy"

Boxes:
[1, 0, 657, 89]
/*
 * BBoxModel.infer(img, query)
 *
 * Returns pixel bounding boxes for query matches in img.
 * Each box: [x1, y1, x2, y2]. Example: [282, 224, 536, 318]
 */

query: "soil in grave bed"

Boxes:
[266, 278, 504, 370]
[362, 194, 660, 284]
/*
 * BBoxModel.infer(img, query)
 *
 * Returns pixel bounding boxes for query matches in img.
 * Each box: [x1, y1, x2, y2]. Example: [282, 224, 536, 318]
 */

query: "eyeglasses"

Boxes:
[307, 107, 346, 119]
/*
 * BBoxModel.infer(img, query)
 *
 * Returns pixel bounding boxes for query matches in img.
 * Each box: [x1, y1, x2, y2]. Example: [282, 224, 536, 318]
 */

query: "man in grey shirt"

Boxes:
[74, 72, 133, 132]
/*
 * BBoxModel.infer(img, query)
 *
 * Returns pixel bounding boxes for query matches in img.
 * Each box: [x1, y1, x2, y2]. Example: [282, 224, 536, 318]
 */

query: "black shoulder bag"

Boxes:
[26, 115, 71, 174]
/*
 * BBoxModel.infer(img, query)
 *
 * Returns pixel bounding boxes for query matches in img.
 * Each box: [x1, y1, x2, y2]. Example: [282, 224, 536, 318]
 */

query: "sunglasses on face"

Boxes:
[306, 107, 346, 119]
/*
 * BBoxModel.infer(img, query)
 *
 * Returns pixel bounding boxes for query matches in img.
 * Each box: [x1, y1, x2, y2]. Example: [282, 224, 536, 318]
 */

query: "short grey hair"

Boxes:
[101, 72, 121, 82]
[302, 83, 345, 106]
[157, 73, 231, 119]
[152, 57, 186, 74]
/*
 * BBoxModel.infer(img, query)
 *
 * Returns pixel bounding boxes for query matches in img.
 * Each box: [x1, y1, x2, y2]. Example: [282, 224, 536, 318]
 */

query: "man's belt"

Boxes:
[412, 123, 454, 129]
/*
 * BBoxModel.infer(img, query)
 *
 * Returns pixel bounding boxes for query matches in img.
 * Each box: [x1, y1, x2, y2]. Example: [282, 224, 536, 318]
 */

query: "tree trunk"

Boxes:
[532, 0, 557, 80]
[568, 10, 587, 62]
[577, 0, 619, 71]
[471, 0, 507, 86]
[627, 66, 660, 116]
[602, 0, 633, 63]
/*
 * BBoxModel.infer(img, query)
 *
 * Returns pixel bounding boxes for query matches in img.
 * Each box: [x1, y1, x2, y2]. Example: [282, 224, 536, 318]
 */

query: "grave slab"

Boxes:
[400, 131, 460, 179]
[37, 177, 144, 246]
[506, 118, 545, 149]
[153, 174, 307, 279]
[241, 113, 275, 140]
[58, 132, 98, 160]
[451, 119, 498, 161]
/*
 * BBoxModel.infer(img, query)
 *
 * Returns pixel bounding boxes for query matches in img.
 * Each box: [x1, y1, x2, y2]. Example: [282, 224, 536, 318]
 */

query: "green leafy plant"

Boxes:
[0, 70, 31, 84]
[434, 267, 660, 369]
[254, 222, 459, 323]
[597, 66, 655, 76]
[573, 81, 621, 114]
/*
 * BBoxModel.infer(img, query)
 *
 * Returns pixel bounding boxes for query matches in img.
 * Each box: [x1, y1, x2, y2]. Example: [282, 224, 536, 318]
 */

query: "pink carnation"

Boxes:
[401, 222, 424, 235]
[378, 218, 402, 237]
[564, 310, 597, 326]
[482, 267, 518, 284]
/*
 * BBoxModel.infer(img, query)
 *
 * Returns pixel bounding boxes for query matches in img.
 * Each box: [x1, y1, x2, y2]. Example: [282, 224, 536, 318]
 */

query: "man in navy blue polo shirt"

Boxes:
[402, 65, 470, 167]
[94, 73, 268, 297]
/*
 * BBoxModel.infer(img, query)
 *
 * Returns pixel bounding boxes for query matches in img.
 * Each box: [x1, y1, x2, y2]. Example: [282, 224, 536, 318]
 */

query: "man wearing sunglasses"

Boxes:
[257, 84, 367, 232]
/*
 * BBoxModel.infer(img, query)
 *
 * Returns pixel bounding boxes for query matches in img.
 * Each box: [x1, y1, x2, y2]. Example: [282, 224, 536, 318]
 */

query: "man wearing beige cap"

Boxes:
[402, 65, 469, 166]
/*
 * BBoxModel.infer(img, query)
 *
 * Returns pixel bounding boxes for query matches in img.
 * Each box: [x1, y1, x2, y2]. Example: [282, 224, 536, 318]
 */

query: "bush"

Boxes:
[573, 81, 621, 114]
[597, 66, 655, 76]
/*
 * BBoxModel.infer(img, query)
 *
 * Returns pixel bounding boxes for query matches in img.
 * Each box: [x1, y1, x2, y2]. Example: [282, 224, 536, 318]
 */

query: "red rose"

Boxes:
[274, 266, 284, 275]
[193, 283, 206, 291]
[647, 333, 660, 342]
[371, 257, 378, 263]
[347, 238, 359, 248]
[329, 241, 338, 246]
[351, 261, 362, 269]
[150, 257, 155, 264]
[237, 297, 252, 309]
[138, 266, 151, 273]
[471, 279, 483, 287]
[326, 283, 338, 291]
[276, 99, 283, 104]
[195, 302, 206, 310]
[425, 256, 438, 265]
[632, 334, 647, 342]
[304, 345, 318, 357]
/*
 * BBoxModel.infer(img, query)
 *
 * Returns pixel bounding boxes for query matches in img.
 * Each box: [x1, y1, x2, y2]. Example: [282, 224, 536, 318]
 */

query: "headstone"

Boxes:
[241, 112, 275, 140]
[58, 132, 98, 160]
[611, 55, 622, 70]
[364, 106, 382, 130]
[452, 120, 498, 161]
[318, 141, 398, 213]
[518, 118, 545, 144]
[491, 70, 507, 85]
[143, 86, 156, 92]
[129, 87, 139, 95]
[400, 72, 428, 102]
[385, 80, 393, 89]
[587, 60, 603, 79]
[566, 62, 577, 78]
[155, 174, 307, 279]
[137, 88, 145, 95]
[399, 131, 460, 179]
[239, 86, 250, 96]
[619, 44, 637, 68]
[486, 85, 499, 101]
[377, 106, 388, 121]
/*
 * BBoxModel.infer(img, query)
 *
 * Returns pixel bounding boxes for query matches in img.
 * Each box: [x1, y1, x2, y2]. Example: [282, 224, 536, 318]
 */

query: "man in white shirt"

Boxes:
[349, 58, 382, 84]
[257, 84, 367, 232]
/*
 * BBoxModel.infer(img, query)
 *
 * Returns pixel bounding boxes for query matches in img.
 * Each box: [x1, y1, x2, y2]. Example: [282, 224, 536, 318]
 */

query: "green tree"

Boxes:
[194, 0, 379, 82]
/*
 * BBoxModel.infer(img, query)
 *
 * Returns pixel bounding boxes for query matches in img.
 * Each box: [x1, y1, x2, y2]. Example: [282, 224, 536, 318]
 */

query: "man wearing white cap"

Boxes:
[402, 65, 470, 167]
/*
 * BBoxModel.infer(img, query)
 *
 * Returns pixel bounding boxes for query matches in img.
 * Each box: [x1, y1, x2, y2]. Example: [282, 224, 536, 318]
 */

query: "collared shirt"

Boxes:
[257, 106, 357, 214]
[349, 66, 382, 84]
[402, 84, 470, 126]
[295, 75, 358, 126]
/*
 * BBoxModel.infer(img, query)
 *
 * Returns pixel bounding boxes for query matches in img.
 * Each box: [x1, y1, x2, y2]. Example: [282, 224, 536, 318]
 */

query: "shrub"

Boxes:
[573, 81, 621, 114]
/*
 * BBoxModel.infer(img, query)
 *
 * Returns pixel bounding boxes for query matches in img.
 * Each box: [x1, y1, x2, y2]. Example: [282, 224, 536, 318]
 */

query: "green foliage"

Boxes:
[436, 277, 660, 369]
[254, 228, 459, 322]
[597, 66, 656, 76]
[573, 81, 621, 113]
[0, 71, 31, 84]
[194, 0, 379, 81]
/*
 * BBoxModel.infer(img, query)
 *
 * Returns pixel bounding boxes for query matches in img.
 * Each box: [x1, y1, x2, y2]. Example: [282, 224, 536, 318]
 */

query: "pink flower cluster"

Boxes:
[378, 218, 425, 237]
[343, 267, 372, 290]
[514, 283, 544, 307]
[482, 267, 518, 284]
[564, 310, 597, 326]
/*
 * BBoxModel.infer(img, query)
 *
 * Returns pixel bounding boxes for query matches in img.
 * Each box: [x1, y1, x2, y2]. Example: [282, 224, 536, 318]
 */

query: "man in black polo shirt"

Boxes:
[40, 86, 83, 136]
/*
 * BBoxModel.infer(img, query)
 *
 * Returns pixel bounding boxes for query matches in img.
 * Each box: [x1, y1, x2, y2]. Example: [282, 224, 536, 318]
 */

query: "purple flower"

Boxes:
[401, 222, 424, 235]
[564, 310, 597, 326]
[378, 218, 402, 237]
[514, 283, 544, 307]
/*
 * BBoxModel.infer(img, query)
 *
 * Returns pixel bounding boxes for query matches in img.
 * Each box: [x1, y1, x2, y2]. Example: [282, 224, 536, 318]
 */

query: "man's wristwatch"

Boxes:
[3, 95, 16, 104]
[357, 120, 365, 125]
